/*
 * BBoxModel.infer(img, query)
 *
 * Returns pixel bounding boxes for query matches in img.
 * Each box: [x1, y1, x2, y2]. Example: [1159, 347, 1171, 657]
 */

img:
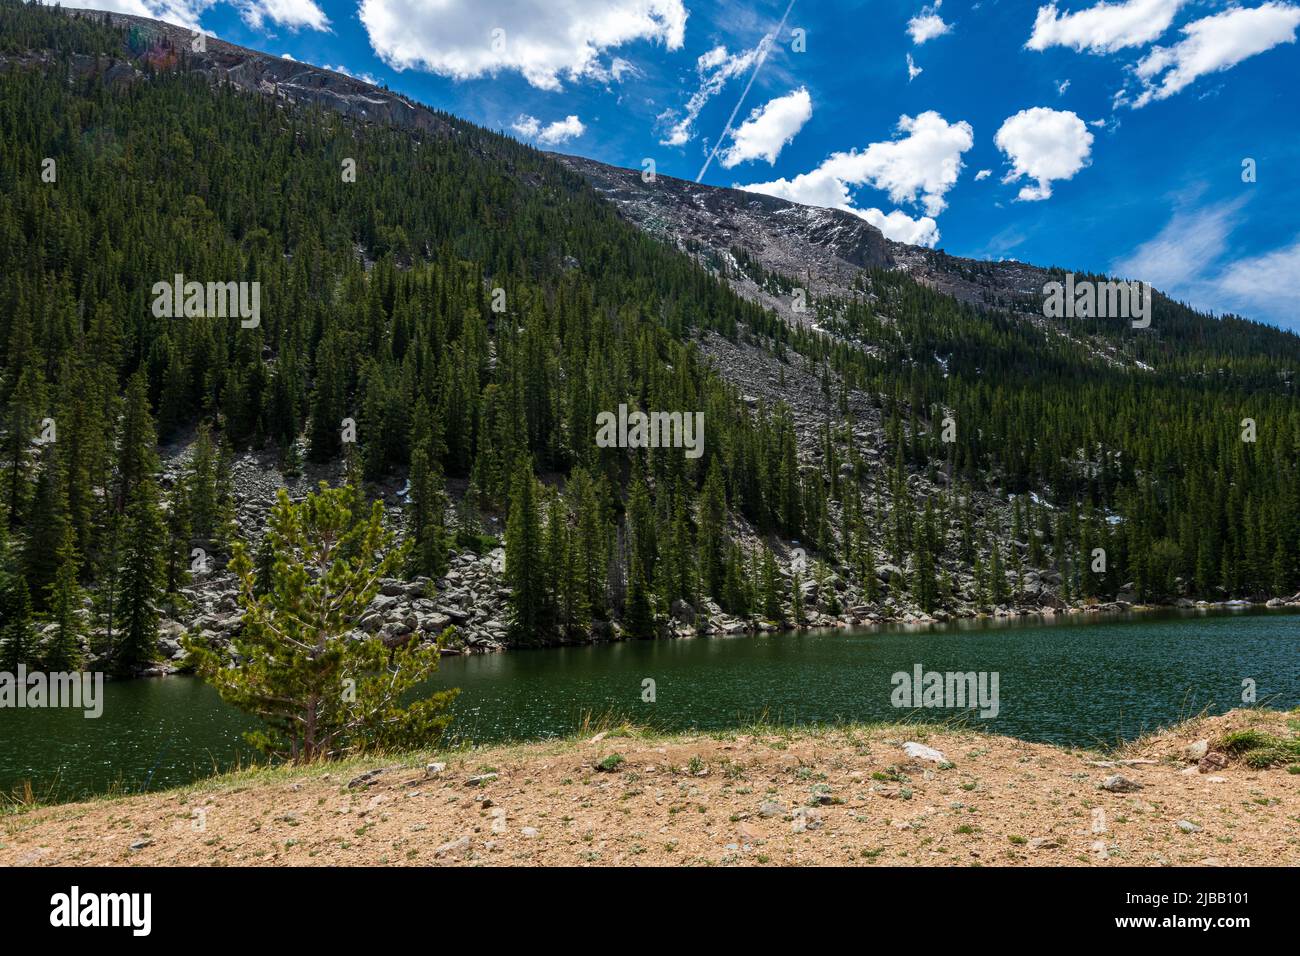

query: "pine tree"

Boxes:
[761, 547, 782, 622]
[44, 523, 85, 669]
[791, 568, 805, 626]
[989, 544, 1009, 607]
[22, 441, 67, 610]
[187, 422, 220, 545]
[698, 459, 727, 599]
[568, 468, 607, 620]
[2, 365, 45, 528]
[0, 574, 37, 671]
[163, 476, 193, 596]
[406, 441, 449, 579]
[115, 479, 164, 674]
[623, 548, 654, 638]
[115, 372, 157, 514]
[184, 485, 457, 761]
[504, 459, 545, 643]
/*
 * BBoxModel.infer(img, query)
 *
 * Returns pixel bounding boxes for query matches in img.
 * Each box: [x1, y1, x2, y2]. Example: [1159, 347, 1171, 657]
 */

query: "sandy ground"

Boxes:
[2, 710, 1297, 867]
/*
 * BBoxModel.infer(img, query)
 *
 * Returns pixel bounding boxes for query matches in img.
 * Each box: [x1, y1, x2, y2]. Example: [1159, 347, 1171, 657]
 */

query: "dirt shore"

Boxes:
[3, 710, 1297, 867]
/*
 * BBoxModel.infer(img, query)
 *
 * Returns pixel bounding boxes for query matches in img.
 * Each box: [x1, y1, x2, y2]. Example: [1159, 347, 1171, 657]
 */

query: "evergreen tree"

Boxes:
[115, 479, 164, 674]
[406, 442, 449, 579]
[184, 485, 457, 760]
[43, 523, 85, 669]
[622, 548, 654, 638]
[163, 476, 193, 597]
[0, 574, 36, 670]
[698, 459, 727, 600]
[504, 459, 545, 642]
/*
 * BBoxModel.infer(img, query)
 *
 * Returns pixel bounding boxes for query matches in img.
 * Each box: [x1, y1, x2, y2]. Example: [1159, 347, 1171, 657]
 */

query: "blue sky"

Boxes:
[68, 0, 1300, 328]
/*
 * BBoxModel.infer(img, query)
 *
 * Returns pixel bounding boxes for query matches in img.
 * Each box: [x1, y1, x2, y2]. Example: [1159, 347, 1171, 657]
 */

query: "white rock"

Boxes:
[901, 742, 947, 763]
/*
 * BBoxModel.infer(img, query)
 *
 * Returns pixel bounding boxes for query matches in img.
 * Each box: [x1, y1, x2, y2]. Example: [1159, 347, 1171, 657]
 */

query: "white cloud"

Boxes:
[906, 52, 923, 80]
[325, 63, 381, 85]
[1112, 198, 1300, 326]
[1212, 237, 1300, 321]
[829, 111, 974, 216]
[48, 0, 214, 31]
[233, 0, 329, 31]
[42, 0, 325, 32]
[908, 2, 952, 44]
[1026, 0, 1186, 53]
[358, 0, 686, 90]
[1056, 78, 1070, 94]
[658, 42, 764, 147]
[512, 113, 586, 145]
[1129, 2, 1300, 106]
[1113, 199, 1241, 288]
[735, 110, 973, 247]
[860, 208, 941, 246]
[719, 87, 812, 168]
[974, 168, 992, 180]
[994, 107, 1093, 201]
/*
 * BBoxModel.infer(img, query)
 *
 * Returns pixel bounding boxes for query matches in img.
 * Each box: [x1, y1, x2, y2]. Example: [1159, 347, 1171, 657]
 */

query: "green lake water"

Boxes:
[2, 608, 1298, 801]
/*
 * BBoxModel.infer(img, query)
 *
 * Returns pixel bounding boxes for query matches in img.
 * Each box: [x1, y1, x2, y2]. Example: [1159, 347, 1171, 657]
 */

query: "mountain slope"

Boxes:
[4, 2, 1300, 679]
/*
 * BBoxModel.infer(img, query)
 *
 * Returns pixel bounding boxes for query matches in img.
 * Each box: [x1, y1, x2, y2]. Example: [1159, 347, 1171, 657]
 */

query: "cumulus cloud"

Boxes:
[735, 110, 974, 247]
[1026, 0, 1185, 53]
[719, 87, 812, 168]
[908, 2, 952, 44]
[1128, 2, 1300, 107]
[233, 0, 329, 31]
[860, 208, 941, 246]
[48, 0, 214, 31]
[994, 107, 1093, 201]
[974, 168, 992, 180]
[906, 52, 923, 80]
[43, 0, 326, 32]
[512, 113, 586, 145]
[358, 0, 686, 90]
[657, 43, 765, 146]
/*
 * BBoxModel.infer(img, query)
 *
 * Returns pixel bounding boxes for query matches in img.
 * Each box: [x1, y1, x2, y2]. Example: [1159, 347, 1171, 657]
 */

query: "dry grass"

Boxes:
[2, 710, 1297, 867]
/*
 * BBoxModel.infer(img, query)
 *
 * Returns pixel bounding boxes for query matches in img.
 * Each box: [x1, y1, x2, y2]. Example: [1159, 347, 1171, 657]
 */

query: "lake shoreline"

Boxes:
[439, 596, 1300, 655]
[4, 709, 1296, 867]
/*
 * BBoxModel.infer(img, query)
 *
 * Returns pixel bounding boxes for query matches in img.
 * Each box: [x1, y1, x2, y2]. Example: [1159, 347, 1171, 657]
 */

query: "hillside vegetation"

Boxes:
[4, 1, 1300, 676]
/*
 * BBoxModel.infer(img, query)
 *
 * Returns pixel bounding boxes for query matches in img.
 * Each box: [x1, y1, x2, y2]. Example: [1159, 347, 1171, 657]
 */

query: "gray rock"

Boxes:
[1100, 774, 1143, 793]
[1185, 739, 1209, 761]
[433, 836, 471, 858]
[791, 807, 823, 832]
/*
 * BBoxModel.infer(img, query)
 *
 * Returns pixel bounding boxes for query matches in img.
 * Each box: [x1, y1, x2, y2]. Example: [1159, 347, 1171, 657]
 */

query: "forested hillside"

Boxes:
[3, 1, 1300, 676]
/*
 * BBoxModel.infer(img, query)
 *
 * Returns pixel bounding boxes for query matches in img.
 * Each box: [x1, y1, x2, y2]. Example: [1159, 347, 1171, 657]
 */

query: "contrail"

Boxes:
[695, 0, 798, 183]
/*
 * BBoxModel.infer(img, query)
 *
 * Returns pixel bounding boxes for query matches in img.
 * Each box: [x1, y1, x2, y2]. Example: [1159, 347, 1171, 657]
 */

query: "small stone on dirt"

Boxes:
[1100, 774, 1142, 793]
[901, 742, 947, 764]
